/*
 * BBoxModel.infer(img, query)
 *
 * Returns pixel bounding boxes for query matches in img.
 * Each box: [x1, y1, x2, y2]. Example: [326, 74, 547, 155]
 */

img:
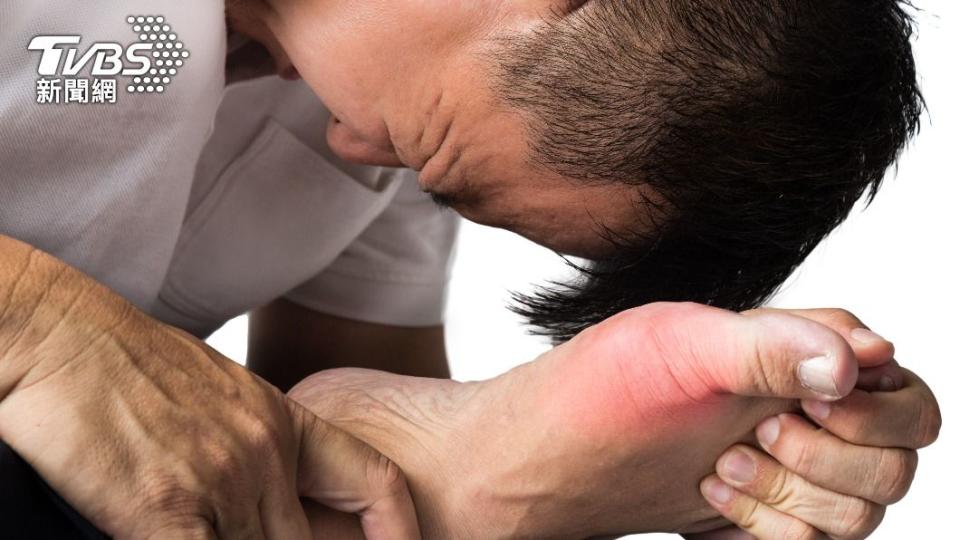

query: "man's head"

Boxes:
[230, 0, 922, 341]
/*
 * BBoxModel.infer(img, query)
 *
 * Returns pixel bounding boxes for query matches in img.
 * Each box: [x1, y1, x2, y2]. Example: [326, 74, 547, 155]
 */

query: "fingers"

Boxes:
[144, 519, 218, 540]
[291, 403, 421, 540]
[713, 445, 885, 539]
[754, 413, 918, 504]
[645, 303, 859, 401]
[700, 476, 826, 540]
[684, 526, 756, 540]
[800, 367, 942, 449]
[233, 513, 267, 540]
[752, 308, 895, 369]
[302, 500, 367, 539]
[260, 482, 313, 540]
[854, 361, 904, 392]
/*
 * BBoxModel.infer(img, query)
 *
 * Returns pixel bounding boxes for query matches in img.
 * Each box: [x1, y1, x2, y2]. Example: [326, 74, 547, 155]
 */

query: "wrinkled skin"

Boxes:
[290, 303, 876, 538]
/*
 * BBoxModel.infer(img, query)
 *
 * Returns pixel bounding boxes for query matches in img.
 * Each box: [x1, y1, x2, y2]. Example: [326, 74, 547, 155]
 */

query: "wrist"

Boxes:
[0, 236, 50, 398]
[0, 236, 127, 401]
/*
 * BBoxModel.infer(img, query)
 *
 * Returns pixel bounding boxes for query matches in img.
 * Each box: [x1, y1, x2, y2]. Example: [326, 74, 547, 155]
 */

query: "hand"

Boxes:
[0, 243, 420, 539]
[288, 302, 874, 538]
[693, 309, 941, 540]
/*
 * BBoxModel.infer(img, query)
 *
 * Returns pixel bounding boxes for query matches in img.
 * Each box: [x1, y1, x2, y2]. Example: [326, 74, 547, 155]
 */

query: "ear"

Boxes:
[326, 117, 405, 168]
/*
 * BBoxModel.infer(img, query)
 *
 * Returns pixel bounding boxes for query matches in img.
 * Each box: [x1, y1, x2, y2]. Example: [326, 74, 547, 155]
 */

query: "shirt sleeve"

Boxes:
[283, 175, 460, 327]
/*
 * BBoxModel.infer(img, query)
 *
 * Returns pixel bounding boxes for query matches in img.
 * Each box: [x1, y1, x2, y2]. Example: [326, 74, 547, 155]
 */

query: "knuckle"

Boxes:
[365, 451, 407, 497]
[736, 497, 765, 531]
[245, 416, 284, 455]
[915, 397, 943, 448]
[765, 467, 795, 508]
[834, 498, 883, 540]
[592, 302, 724, 404]
[608, 302, 714, 343]
[789, 436, 821, 479]
[144, 520, 214, 540]
[641, 301, 706, 318]
[847, 414, 875, 445]
[782, 518, 820, 540]
[137, 473, 208, 521]
[593, 302, 696, 338]
[733, 320, 778, 396]
[747, 345, 777, 396]
[874, 449, 917, 503]
[823, 308, 862, 327]
[207, 443, 243, 480]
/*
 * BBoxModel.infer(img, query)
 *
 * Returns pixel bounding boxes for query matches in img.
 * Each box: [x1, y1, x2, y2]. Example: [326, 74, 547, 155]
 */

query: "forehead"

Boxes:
[436, 155, 651, 258]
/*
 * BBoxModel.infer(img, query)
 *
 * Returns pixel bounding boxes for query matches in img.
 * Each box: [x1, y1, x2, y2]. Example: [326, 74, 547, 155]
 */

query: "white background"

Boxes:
[210, 2, 958, 537]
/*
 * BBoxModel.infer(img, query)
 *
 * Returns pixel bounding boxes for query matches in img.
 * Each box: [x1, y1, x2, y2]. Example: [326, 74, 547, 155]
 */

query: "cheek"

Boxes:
[281, 39, 394, 150]
[270, 5, 389, 107]
[277, 0, 479, 109]
[326, 117, 404, 167]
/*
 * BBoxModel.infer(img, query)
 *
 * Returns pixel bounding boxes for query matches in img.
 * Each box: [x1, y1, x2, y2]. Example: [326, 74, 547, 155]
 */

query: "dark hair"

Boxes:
[497, 0, 924, 342]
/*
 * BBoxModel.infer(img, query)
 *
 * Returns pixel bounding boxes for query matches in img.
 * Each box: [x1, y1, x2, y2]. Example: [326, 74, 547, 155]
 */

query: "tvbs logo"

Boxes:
[28, 15, 190, 104]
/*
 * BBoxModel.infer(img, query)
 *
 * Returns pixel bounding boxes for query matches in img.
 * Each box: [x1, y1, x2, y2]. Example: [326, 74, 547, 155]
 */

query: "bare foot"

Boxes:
[291, 303, 859, 539]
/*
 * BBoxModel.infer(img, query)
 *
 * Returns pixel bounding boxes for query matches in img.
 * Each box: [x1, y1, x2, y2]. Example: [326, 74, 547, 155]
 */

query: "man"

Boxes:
[0, 1, 939, 539]
[222, 1, 940, 536]
[163, 71, 933, 538]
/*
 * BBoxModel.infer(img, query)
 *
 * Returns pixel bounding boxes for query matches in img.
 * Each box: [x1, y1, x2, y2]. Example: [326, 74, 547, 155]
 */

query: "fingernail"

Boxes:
[802, 399, 832, 420]
[798, 355, 841, 398]
[851, 328, 887, 345]
[757, 416, 781, 448]
[703, 477, 735, 505]
[880, 375, 897, 391]
[722, 450, 757, 484]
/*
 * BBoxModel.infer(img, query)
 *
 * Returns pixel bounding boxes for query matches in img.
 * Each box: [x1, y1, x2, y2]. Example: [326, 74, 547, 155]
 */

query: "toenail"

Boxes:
[798, 355, 841, 398]
[757, 416, 781, 448]
[703, 478, 735, 505]
[802, 399, 832, 421]
[722, 450, 757, 484]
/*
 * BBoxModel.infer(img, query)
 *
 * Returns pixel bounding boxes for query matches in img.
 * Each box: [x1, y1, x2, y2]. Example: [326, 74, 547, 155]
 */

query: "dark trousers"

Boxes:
[0, 440, 107, 540]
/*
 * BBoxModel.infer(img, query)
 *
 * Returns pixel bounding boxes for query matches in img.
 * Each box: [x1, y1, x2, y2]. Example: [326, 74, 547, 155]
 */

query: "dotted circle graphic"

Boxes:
[125, 15, 189, 95]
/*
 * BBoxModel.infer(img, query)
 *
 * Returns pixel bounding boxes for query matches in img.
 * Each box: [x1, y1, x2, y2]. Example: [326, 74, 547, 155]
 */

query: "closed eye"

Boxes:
[429, 192, 457, 211]
[563, 0, 589, 15]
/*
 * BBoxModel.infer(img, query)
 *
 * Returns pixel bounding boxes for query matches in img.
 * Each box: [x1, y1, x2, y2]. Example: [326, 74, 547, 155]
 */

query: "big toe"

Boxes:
[568, 302, 860, 406]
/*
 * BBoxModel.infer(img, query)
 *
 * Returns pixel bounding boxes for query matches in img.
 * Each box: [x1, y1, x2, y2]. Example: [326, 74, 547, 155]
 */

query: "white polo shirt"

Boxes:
[155, 77, 460, 336]
[0, 3, 459, 336]
[0, 2, 226, 310]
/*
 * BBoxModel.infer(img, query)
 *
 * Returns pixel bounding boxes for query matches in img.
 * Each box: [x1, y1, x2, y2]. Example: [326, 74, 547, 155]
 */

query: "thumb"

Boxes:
[290, 403, 422, 540]
[643, 303, 859, 402]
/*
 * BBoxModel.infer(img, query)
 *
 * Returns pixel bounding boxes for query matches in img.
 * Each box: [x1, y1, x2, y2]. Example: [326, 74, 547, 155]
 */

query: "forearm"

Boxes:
[0, 234, 132, 401]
